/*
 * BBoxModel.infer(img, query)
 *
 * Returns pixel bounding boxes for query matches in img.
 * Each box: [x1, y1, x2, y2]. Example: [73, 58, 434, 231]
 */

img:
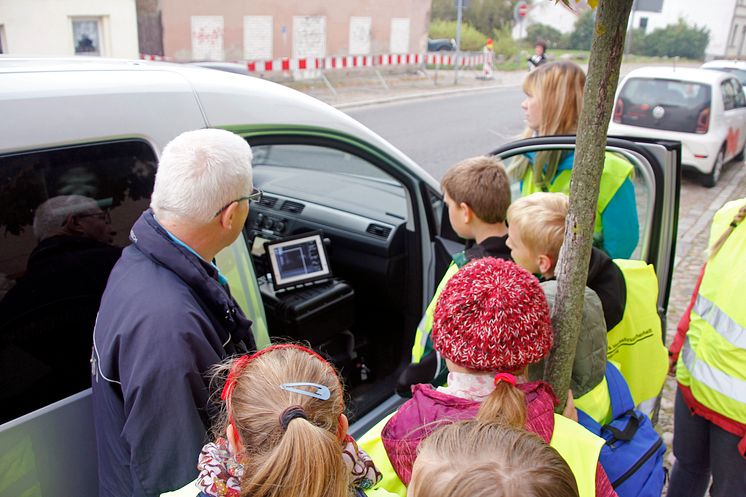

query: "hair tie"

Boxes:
[494, 373, 517, 386]
[279, 405, 308, 431]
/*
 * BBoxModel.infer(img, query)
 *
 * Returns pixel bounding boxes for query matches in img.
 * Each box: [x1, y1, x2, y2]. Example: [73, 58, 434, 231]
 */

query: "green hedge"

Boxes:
[429, 20, 488, 52]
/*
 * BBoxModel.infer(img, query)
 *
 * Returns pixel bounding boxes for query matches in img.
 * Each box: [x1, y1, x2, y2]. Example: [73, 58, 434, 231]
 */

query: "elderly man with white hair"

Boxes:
[91, 129, 257, 497]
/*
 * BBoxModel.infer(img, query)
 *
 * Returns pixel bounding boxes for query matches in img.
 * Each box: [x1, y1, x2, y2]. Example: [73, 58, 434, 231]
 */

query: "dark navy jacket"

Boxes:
[91, 209, 254, 497]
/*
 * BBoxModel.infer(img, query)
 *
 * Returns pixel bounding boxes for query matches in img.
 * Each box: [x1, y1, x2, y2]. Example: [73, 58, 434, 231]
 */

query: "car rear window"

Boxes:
[615, 77, 711, 133]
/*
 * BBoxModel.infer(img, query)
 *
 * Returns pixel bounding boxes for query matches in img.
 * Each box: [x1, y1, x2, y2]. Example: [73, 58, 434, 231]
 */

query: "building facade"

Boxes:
[144, 0, 432, 61]
[0, 0, 139, 58]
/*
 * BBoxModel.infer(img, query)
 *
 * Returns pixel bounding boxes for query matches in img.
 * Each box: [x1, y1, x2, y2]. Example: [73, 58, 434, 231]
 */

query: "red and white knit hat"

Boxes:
[432, 257, 553, 372]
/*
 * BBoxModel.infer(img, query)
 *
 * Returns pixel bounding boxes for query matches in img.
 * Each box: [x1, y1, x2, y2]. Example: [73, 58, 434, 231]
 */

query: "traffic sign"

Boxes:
[514, 1, 529, 22]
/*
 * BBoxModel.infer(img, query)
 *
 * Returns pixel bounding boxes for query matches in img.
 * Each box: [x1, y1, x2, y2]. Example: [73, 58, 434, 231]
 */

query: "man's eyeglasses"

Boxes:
[75, 210, 111, 224]
[214, 188, 263, 217]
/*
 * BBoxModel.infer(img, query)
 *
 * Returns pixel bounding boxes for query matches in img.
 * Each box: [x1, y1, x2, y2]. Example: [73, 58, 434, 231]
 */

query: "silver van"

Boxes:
[0, 57, 681, 496]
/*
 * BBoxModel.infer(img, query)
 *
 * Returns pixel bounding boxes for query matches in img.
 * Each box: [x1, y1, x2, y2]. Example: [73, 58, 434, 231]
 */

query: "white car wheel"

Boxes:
[703, 148, 724, 188]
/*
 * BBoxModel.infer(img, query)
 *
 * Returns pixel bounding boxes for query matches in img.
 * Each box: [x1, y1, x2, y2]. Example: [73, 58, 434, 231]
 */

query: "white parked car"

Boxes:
[0, 57, 680, 495]
[702, 59, 746, 93]
[609, 67, 746, 187]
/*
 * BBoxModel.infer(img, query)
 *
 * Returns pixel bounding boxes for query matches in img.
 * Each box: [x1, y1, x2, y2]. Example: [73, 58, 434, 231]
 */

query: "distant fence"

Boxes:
[138, 52, 487, 74]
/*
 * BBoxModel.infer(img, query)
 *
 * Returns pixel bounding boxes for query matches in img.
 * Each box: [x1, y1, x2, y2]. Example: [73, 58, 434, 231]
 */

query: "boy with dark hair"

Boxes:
[399, 156, 511, 393]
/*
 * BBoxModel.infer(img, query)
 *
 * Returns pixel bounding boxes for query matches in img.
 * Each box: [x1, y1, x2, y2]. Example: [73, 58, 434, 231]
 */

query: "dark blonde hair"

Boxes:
[409, 420, 579, 497]
[510, 61, 586, 188]
[441, 156, 511, 223]
[507, 192, 569, 263]
[215, 345, 348, 497]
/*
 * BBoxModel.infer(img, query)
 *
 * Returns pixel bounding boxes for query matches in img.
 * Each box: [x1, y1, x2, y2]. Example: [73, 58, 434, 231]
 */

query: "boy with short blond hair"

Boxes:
[507, 192, 626, 423]
[399, 156, 512, 393]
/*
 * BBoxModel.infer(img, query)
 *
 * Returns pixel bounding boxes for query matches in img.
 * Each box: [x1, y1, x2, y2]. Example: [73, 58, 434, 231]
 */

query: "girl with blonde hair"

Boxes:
[194, 344, 383, 497]
[511, 60, 639, 260]
[408, 420, 579, 497]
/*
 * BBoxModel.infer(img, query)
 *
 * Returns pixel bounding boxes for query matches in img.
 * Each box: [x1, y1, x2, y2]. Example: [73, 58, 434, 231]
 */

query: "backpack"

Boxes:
[576, 363, 666, 497]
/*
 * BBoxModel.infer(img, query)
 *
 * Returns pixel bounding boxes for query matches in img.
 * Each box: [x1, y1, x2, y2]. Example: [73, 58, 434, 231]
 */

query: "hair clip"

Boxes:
[222, 354, 253, 401]
[280, 382, 331, 400]
[494, 373, 517, 386]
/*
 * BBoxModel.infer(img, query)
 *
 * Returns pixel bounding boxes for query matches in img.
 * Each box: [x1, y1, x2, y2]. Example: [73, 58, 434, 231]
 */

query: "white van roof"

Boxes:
[0, 57, 425, 179]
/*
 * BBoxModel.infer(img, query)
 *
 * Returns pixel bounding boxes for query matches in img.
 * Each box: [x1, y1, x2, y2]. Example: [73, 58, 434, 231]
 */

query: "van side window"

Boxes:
[0, 141, 157, 423]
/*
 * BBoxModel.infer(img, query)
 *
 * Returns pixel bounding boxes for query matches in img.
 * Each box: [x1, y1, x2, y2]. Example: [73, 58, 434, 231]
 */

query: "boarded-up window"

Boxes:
[244, 15, 273, 61]
[390, 18, 410, 54]
[293, 16, 326, 59]
[349, 17, 371, 55]
[191, 16, 224, 61]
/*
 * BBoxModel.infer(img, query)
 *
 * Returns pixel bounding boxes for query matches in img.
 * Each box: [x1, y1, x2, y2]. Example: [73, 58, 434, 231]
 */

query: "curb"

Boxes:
[332, 81, 522, 110]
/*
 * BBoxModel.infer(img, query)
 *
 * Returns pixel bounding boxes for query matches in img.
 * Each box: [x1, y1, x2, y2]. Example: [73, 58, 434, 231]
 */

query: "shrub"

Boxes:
[526, 23, 563, 49]
[568, 10, 595, 50]
[492, 26, 519, 58]
[429, 20, 488, 52]
[636, 19, 710, 60]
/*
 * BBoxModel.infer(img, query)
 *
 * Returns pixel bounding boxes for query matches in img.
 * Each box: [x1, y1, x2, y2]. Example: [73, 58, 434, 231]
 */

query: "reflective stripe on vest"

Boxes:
[677, 198, 746, 424]
[692, 294, 746, 349]
[608, 259, 668, 408]
[520, 152, 633, 239]
[411, 263, 459, 364]
[358, 413, 601, 497]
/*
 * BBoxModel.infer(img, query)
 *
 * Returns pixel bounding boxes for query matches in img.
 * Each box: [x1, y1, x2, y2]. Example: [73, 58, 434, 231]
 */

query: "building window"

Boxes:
[243, 16, 273, 61]
[731, 24, 739, 47]
[0, 25, 5, 54]
[639, 17, 648, 32]
[191, 16, 225, 61]
[72, 18, 102, 56]
[390, 18, 410, 54]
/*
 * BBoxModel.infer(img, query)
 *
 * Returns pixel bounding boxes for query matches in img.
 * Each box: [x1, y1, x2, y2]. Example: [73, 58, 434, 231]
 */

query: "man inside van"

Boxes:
[91, 129, 256, 497]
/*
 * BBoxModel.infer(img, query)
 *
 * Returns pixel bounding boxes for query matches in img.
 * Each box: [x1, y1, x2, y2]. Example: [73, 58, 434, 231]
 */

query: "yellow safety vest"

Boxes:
[411, 263, 458, 364]
[676, 198, 746, 424]
[607, 260, 668, 411]
[521, 152, 633, 244]
[358, 413, 602, 497]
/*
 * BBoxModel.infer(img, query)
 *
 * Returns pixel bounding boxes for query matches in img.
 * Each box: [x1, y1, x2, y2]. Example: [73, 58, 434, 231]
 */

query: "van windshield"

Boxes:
[615, 77, 711, 134]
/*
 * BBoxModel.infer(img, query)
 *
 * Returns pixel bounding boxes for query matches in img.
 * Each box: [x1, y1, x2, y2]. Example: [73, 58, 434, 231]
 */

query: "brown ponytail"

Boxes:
[475, 380, 527, 428]
[215, 345, 349, 497]
[708, 203, 746, 259]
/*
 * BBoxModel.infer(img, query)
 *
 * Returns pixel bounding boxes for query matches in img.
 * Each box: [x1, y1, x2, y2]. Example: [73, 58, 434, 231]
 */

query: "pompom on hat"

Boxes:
[432, 257, 553, 372]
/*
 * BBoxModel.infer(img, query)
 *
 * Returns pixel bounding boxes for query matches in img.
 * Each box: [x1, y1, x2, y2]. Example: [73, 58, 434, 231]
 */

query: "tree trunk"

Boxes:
[544, 0, 634, 411]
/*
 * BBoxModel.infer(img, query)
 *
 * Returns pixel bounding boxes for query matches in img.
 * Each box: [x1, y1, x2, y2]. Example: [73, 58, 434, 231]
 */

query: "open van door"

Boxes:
[351, 136, 680, 439]
[489, 136, 681, 320]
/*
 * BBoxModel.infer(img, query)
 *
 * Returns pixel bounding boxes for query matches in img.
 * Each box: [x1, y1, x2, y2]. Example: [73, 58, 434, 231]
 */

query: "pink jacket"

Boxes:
[381, 381, 617, 497]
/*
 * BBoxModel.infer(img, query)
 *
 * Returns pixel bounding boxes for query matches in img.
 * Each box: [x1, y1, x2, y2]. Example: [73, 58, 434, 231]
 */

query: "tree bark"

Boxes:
[544, 0, 634, 411]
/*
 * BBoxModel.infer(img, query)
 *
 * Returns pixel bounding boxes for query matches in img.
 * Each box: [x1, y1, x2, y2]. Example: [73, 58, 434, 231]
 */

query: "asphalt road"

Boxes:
[346, 87, 527, 179]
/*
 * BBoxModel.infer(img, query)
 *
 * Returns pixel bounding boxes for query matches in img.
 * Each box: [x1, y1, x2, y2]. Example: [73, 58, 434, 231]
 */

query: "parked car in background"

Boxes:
[609, 67, 746, 187]
[0, 57, 680, 496]
[427, 38, 456, 51]
[702, 59, 746, 93]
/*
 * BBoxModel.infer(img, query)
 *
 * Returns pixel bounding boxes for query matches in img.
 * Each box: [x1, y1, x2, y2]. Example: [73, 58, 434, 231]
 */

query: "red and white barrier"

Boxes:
[139, 52, 486, 73]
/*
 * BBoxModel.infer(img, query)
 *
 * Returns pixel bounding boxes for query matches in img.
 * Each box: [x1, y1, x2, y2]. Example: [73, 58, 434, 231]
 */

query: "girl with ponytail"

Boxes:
[374, 257, 616, 497]
[194, 344, 382, 497]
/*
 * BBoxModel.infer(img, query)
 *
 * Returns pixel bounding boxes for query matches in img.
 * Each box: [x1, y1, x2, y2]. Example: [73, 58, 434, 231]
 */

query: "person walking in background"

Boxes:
[667, 198, 746, 497]
[510, 61, 639, 259]
[528, 40, 548, 71]
[91, 129, 257, 497]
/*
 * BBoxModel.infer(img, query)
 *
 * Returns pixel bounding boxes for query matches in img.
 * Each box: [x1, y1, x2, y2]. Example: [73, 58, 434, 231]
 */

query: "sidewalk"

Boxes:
[281, 60, 700, 109]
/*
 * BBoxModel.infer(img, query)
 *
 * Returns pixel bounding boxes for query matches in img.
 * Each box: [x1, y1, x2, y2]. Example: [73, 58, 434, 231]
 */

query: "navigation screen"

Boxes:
[276, 240, 324, 279]
[266, 232, 331, 289]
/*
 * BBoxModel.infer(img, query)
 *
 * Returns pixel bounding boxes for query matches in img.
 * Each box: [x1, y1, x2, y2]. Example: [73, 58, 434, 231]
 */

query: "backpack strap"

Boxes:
[605, 362, 635, 419]
[451, 250, 469, 268]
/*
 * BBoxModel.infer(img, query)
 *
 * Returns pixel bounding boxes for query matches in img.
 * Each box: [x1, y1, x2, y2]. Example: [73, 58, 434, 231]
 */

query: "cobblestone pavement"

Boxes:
[657, 160, 746, 492]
